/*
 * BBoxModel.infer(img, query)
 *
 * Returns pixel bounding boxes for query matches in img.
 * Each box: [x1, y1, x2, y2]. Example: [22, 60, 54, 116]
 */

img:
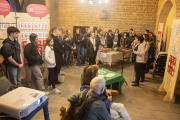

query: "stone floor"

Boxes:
[32, 61, 180, 120]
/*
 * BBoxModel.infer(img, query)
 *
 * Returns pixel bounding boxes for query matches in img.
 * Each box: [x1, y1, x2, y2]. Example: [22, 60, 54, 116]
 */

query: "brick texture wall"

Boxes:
[55, 0, 159, 34]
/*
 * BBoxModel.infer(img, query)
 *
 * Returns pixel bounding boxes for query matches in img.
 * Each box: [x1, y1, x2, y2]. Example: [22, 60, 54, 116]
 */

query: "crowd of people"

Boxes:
[0, 26, 156, 120]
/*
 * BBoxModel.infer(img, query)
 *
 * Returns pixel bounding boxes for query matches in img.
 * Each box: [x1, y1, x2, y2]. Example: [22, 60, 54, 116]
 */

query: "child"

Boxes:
[132, 36, 145, 86]
[45, 37, 61, 94]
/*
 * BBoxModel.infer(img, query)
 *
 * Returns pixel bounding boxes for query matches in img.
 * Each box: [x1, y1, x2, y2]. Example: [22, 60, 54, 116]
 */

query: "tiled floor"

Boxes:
[32, 61, 180, 120]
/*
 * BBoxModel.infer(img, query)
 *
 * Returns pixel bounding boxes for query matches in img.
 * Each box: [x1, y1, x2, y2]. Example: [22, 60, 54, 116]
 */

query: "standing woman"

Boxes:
[86, 33, 100, 65]
[50, 27, 64, 84]
[107, 30, 114, 48]
[141, 34, 150, 82]
[114, 29, 122, 48]
[120, 32, 129, 48]
[45, 37, 61, 94]
[24, 33, 48, 94]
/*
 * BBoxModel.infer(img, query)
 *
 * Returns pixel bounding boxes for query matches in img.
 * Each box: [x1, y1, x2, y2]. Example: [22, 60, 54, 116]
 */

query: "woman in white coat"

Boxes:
[141, 34, 150, 82]
[45, 37, 61, 94]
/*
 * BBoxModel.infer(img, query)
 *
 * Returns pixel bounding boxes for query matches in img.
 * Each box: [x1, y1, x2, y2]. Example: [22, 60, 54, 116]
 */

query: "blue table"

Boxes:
[0, 97, 50, 120]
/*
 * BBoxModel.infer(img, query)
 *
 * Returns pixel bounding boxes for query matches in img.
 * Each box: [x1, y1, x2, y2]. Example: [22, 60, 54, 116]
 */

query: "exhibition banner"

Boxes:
[26, 4, 48, 19]
[0, 0, 10, 18]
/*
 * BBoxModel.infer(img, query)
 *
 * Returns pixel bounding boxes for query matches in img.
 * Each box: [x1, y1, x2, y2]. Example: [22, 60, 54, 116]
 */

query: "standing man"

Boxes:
[2, 26, 23, 87]
[83, 28, 91, 63]
[129, 29, 133, 37]
[63, 30, 74, 68]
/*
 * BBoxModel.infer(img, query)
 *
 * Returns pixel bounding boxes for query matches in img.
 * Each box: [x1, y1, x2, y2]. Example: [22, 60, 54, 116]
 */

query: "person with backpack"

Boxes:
[24, 33, 49, 95]
[2, 26, 23, 87]
[45, 37, 61, 94]
[80, 65, 131, 120]
[67, 77, 122, 120]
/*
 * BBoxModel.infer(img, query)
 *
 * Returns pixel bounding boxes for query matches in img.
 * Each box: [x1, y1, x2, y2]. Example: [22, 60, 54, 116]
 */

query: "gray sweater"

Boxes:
[67, 90, 112, 120]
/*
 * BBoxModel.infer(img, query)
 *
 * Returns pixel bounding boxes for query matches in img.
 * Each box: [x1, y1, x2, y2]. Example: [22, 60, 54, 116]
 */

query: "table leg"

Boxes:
[43, 104, 50, 120]
[110, 84, 112, 89]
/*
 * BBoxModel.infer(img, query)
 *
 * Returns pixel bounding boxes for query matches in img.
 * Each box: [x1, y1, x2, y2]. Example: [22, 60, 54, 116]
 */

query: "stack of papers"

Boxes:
[105, 73, 115, 77]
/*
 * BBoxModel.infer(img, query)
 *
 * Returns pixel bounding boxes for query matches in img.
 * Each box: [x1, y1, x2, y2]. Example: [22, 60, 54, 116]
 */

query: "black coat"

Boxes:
[148, 41, 155, 63]
[128, 34, 136, 47]
[2, 38, 21, 67]
[86, 37, 100, 58]
[107, 33, 114, 45]
[24, 43, 43, 67]
[51, 34, 64, 68]
[83, 33, 90, 48]
[116, 34, 123, 47]
[74, 33, 84, 47]
[63, 35, 74, 51]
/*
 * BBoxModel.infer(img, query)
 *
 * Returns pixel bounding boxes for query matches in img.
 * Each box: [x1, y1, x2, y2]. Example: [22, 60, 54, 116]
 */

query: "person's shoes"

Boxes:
[132, 84, 139, 86]
[55, 81, 61, 84]
[131, 81, 136, 83]
[45, 92, 49, 95]
[81, 64, 86, 66]
[66, 65, 69, 68]
[47, 85, 53, 90]
[140, 79, 144, 82]
[52, 88, 61, 94]
[69, 64, 72, 67]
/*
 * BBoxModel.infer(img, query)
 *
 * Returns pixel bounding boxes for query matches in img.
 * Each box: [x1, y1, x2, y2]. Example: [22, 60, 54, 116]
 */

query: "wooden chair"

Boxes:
[58, 89, 118, 120]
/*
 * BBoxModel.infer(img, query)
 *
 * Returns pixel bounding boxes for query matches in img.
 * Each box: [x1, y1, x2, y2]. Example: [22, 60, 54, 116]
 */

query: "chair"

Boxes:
[58, 89, 118, 120]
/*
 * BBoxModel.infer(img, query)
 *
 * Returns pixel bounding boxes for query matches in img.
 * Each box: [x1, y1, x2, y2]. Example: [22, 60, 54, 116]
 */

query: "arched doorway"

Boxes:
[157, 0, 175, 52]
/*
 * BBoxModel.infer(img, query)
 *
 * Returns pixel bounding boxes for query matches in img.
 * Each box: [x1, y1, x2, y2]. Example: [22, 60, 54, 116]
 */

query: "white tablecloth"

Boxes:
[96, 49, 132, 67]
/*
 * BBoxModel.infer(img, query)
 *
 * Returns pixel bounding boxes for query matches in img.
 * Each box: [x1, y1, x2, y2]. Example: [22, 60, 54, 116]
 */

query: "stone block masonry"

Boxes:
[57, 0, 159, 35]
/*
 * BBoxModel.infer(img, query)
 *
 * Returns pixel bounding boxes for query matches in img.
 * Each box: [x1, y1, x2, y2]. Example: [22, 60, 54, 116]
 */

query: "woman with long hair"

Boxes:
[141, 34, 150, 82]
[120, 32, 129, 48]
[81, 65, 131, 120]
[24, 33, 48, 95]
[50, 27, 64, 84]
[45, 37, 61, 94]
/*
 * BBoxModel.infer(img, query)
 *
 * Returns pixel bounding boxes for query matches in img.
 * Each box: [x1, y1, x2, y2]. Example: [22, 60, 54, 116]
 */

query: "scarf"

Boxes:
[90, 37, 96, 51]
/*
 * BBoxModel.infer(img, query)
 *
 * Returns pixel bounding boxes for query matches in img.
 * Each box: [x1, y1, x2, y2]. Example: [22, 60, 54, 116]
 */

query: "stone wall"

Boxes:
[56, 0, 159, 34]
[176, 0, 180, 18]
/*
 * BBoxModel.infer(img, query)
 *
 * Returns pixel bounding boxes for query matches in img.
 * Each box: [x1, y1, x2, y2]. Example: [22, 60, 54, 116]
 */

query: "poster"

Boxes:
[167, 55, 177, 77]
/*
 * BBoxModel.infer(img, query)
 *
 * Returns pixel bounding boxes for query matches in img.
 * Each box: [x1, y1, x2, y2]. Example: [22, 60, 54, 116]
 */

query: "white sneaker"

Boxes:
[47, 86, 53, 90]
[45, 92, 49, 95]
[52, 88, 61, 94]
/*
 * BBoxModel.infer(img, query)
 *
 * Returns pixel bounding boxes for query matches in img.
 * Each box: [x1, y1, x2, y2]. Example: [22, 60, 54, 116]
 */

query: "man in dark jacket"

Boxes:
[107, 30, 114, 48]
[2, 27, 23, 87]
[63, 30, 74, 68]
[83, 28, 91, 63]
[74, 28, 85, 67]
[128, 30, 136, 48]
[51, 28, 64, 84]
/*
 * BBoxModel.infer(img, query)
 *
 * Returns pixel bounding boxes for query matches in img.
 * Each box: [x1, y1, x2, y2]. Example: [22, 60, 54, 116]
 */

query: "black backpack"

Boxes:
[61, 90, 100, 120]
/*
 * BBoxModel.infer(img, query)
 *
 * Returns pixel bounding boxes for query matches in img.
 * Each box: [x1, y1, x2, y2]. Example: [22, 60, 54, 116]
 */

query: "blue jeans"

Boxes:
[76, 46, 84, 65]
[7, 67, 21, 87]
[84, 48, 87, 64]
[64, 50, 72, 65]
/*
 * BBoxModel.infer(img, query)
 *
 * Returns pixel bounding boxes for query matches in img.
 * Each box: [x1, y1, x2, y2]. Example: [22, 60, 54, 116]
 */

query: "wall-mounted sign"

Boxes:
[0, 0, 10, 18]
[167, 55, 177, 77]
[26, 4, 48, 19]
